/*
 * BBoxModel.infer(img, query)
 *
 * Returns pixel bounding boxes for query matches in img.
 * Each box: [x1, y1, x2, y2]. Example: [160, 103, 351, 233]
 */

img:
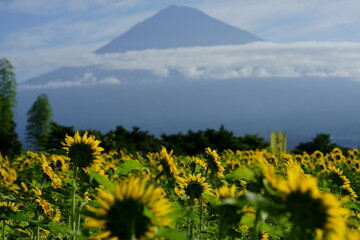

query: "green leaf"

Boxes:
[41, 149, 66, 155]
[1, 213, 30, 223]
[318, 187, 331, 193]
[226, 168, 255, 180]
[240, 214, 255, 227]
[202, 193, 220, 206]
[143, 206, 157, 224]
[88, 169, 114, 192]
[115, 160, 143, 175]
[48, 222, 72, 233]
[155, 228, 187, 240]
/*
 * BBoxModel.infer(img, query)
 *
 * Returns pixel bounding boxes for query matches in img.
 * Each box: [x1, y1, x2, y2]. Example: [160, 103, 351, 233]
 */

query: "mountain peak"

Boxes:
[158, 4, 204, 14]
[95, 5, 263, 54]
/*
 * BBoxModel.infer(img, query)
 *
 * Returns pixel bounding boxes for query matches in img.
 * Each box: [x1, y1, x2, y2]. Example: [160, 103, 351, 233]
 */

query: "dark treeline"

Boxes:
[42, 123, 269, 155]
[40, 122, 349, 156]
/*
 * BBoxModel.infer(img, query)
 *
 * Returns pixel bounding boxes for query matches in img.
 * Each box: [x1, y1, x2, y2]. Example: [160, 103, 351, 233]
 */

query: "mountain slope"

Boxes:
[95, 5, 263, 54]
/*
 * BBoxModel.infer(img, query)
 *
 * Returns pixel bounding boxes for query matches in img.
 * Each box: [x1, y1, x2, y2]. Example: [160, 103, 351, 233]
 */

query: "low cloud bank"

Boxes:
[82, 42, 360, 80]
[20, 42, 360, 88]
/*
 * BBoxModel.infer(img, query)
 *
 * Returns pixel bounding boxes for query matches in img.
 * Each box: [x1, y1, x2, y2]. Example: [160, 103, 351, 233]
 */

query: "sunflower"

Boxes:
[353, 160, 360, 172]
[204, 147, 225, 177]
[40, 154, 62, 188]
[62, 131, 104, 168]
[345, 230, 360, 240]
[328, 165, 358, 199]
[157, 146, 179, 178]
[188, 156, 206, 172]
[312, 150, 324, 159]
[214, 184, 243, 200]
[260, 231, 269, 240]
[52, 208, 61, 223]
[176, 173, 212, 200]
[259, 158, 288, 194]
[331, 152, 344, 164]
[36, 197, 53, 217]
[0, 201, 21, 214]
[282, 163, 347, 239]
[85, 177, 172, 240]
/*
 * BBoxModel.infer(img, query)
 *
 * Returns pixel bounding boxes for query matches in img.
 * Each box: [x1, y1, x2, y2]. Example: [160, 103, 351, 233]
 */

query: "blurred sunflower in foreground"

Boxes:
[261, 161, 348, 240]
[62, 131, 104, 168]
[85, 177, 172, 240]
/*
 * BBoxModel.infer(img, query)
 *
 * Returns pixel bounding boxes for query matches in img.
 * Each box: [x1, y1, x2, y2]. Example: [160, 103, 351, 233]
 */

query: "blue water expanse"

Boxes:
[16, 77, 360, 150]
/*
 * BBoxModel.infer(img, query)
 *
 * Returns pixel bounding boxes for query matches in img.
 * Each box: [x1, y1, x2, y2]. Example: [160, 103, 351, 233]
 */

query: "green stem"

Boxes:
[76, 201, 82, 235]
[199, 197, 203, 237]
[188, 197, 195, 240]
[2, 221, 6, 240]
[189, 221, 194, 240]
[217, 213, 225, 240]
[35, 226, 40, 240]
[128, 217, 136, 240]
[34, 209, 40, 240]
[251, 208, 262, 240]
[205, 166, 209, 179]
[72, 166, 78, 240]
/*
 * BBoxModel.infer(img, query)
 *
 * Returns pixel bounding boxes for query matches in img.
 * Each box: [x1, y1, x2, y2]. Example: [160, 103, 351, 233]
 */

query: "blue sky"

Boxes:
[1, 0, 360, 82]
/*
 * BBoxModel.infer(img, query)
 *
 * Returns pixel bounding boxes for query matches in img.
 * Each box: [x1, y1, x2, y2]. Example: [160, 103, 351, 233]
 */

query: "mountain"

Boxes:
[95, 5, 263, 54]
[22, 5, 263, 87]
[16, 5, 360, 150]
[21, 5, 263, 86]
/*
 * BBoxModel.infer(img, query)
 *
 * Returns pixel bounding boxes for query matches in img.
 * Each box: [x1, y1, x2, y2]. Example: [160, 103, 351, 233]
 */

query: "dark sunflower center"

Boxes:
[286, 190, 327, 230]
[160, 159, 172, 175]
[185, 181, 204, 199]
[355, 162, 360, 169]
[68, 143, 96, 168]
[329, 172, 345, 186]
[106, 198, 152, 239]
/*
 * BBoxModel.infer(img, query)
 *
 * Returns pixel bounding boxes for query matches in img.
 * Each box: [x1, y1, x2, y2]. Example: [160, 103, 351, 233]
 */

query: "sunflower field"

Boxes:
[1, 131, 360, 240]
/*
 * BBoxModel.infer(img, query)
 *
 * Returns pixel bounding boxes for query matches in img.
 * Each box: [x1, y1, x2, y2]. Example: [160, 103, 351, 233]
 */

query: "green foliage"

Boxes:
[292, 133, 346, 154]
[102, 126, 161, 154]
[26, 94, 53, 151]
[0, 57, 22, 157]
[42, 121, 74, 150]
[115, 160, 143, 175]
[155, 228, 187, 240]
[226, 167, 255, 180]
[41, 123, 269, 156]
[88, 169, 115, 192]
[161, 125, 268, 155]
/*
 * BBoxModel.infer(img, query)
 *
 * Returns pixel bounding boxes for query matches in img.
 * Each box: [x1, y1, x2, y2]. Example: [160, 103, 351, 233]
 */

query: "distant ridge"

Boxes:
[22, 5, 264, 87]
[95, 5, 263, 54]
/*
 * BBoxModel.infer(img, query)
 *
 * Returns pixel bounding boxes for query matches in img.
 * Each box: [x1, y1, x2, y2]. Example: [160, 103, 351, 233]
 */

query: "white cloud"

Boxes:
[74, 42, 360, 80]
[99, 76, 121, 85]
[152, 68, 169, 77]
[17, 42, 360, 88]
[19, 73, 121, 89]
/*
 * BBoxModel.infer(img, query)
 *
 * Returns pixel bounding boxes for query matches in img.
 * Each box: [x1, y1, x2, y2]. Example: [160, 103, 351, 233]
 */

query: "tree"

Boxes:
[42, 121, 74, 150]
[26, 93, 53, 151]
[239, 134, 268, 150]
[0, 57, 22, 157]
[103, 126, 160, 154]
[292, 133, 343, 154]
